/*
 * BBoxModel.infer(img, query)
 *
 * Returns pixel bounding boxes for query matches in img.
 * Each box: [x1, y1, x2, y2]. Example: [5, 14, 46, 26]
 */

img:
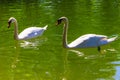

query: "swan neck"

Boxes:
[14, 20, 19, 40]
[63, 19, 69, 48]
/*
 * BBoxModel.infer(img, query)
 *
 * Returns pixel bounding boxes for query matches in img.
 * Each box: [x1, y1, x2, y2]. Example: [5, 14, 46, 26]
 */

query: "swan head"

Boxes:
[56, 17, 68, 25]
[8, 17, 16, 28]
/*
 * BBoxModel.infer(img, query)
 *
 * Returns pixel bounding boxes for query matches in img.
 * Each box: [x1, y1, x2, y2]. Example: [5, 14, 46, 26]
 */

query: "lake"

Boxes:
[0, 0, 120, 80]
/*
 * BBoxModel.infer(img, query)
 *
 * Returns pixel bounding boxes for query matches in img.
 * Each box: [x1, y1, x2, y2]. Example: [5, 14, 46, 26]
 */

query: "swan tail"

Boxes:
[107, 36, 118, 43]
[43, 25, 48, 30]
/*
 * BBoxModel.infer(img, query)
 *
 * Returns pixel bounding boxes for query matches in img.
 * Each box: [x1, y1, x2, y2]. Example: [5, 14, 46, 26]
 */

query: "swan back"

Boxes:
[68, 34, 111, 48]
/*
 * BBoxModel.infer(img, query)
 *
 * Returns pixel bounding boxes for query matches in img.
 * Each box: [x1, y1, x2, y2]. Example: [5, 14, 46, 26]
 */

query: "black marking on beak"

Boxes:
[8, 20, 12, 28]
[56, 19, 62, 26]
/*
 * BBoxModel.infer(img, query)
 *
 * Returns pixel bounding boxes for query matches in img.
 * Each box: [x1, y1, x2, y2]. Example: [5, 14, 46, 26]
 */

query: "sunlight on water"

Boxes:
[111, 61, 120, 80]
[113, 66, 120, 80]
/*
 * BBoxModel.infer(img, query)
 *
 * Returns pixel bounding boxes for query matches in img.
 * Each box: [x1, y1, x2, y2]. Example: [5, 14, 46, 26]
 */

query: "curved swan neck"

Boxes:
[63, 17, 69, 48]
[13, 19, 19, 40]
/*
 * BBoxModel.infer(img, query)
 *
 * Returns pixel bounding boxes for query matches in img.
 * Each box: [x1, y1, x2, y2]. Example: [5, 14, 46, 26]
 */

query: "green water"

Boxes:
[0, 0, 120, 80]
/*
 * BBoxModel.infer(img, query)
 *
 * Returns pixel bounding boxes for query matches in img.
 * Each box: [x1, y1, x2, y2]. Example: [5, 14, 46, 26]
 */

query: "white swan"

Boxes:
[56, 17, 117, 51]
[8, 17, 48, 40]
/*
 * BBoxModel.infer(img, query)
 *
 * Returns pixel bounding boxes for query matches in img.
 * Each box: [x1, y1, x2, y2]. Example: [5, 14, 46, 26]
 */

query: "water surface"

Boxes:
[0, 0, 120, 80]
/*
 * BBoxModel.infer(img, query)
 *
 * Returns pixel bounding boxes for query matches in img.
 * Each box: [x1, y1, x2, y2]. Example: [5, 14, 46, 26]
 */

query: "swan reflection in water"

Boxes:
[62, 48, 117, 80]
[68, 49, 84, 57]
[67, 49, 100, 60]
[67, 48, 118, 59]
[20, 37, 48, 49]
[11, 37, 47, 69]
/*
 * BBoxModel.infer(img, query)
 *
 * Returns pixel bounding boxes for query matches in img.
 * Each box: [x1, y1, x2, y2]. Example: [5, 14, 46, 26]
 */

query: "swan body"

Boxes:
[18, 26, 47, 40]
[56, 17, 117, 51]
[67, 34, 117, 48]
[8, 17, 48, 40]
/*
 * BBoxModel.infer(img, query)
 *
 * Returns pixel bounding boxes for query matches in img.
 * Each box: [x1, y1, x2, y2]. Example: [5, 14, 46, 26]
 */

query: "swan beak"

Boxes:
[56, 19, 62, 26]
[8, 21, 11, 28]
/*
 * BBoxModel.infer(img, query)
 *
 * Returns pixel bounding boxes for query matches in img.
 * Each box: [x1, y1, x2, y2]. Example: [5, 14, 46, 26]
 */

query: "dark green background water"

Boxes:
[0, 0, 120, 80]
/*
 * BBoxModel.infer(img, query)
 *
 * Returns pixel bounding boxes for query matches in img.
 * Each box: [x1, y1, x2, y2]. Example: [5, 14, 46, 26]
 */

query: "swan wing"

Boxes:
[68, 34, 107, 48]
[98, 36, 117, 45]
[18, 27, 47, 40]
